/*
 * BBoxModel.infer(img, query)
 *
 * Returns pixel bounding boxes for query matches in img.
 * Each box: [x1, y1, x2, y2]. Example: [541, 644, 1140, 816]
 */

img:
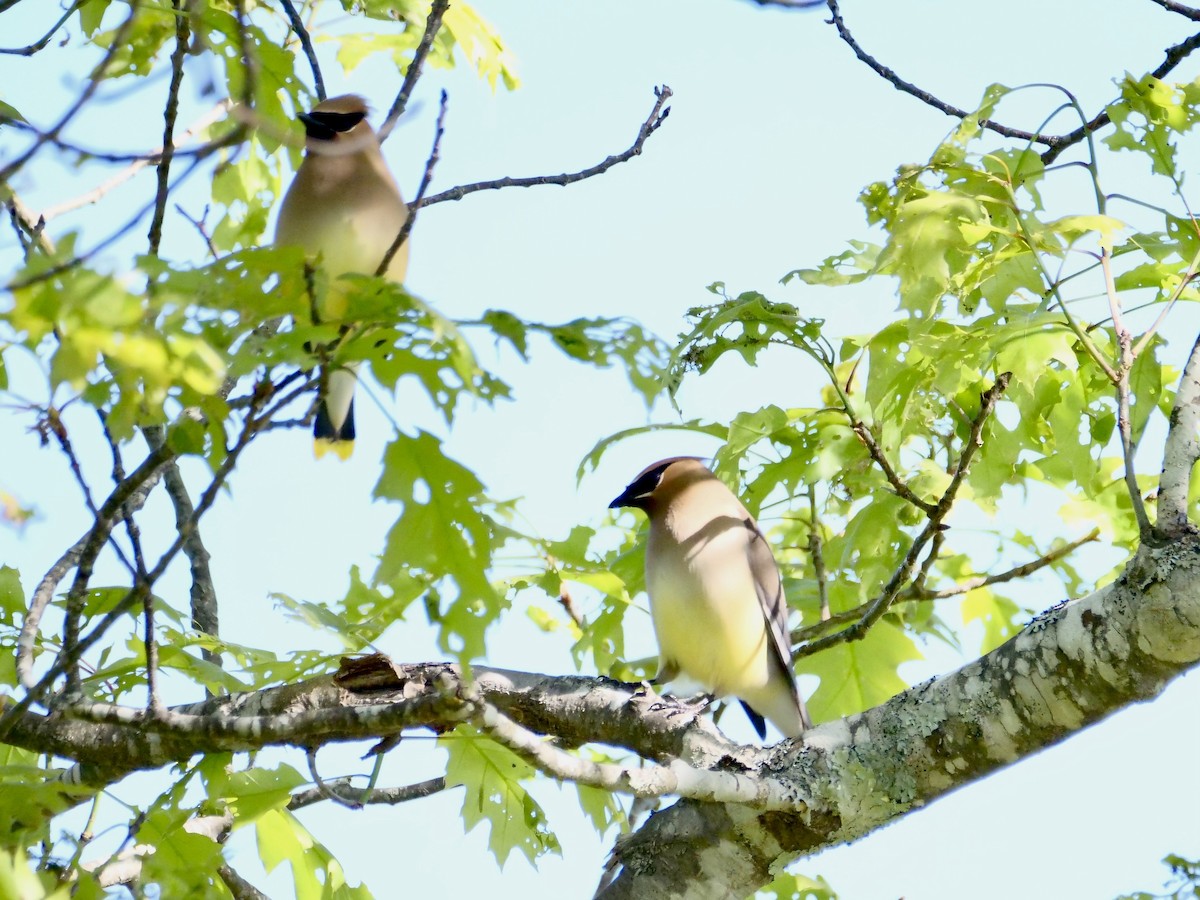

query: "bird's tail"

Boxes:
[313, 366, 357, 460]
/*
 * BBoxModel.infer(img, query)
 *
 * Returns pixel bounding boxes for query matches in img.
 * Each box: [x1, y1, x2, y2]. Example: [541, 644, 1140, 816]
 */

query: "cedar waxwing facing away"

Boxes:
[610, 457, 811, 739]
[275, 94, 410, 460]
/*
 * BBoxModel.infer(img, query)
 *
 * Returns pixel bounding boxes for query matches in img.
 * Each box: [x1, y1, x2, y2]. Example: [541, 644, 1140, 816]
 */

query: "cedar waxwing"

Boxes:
[610, 457, 811, 739]
[275, 94, 410, 459]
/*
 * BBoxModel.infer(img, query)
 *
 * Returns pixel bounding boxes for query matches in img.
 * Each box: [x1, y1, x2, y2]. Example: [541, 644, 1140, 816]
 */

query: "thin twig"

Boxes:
[35, 103, 233, 221]
[795, 375, 1011, 658]
[305, 747, 361, 809]
[1146, 0, 1200, 19]
[7, 116, 243, 169]
[0, 10, 138, 184]
[421, 85, 672, 208]
[174, 203, 219, 257]
[850, 421, 937, 515]
[0, 0, 83, 55]
[146, 0, 192, 255]
[143, 426, 222, 675]
[1, 390, 276, 738]
[378, 0, 451, 143]
[1131, 243, 1200, 360]
[376, 90, 448, 275]
[807, 486, 830, 622]
[913, 528, 1101, 601]
[823, 0, 1200, 167]
[288, 776, 446, 810]
[1102, 250, 1152, 537]
[824, 0, 1048, 146]
[280, 0, 325, 100]
[6, 156, 209, 292]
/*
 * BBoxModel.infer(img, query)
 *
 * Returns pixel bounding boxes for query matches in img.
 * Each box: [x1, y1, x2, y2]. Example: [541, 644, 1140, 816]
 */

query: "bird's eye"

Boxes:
[630, 462, 672, 497]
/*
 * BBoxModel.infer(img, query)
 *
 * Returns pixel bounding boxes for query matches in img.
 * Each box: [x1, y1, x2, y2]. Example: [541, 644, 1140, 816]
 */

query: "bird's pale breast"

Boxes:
[646, 508, 773, 696]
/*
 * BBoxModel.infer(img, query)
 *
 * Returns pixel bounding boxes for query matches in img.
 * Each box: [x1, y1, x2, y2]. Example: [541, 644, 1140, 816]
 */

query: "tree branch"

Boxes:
[420, 85, 672, 207]
[142, 426, 221, 674]
[822, 0, 1200, 167]
[1102, 249, 1153, 537]
[378, 0, 450, 144]
[1146, 0, 1200, 20]
[596, 537, 1200, 898]
[280, 0, 325, 101]
[377, 89, 447, 276]
[1157, 329, 1200, 534]
[797, 375, 1011, 657]
[4, 533, 1198, 899]
[0, 10, 138, 184]
[0, 0, 83, 56]
[287, 776, 447, 810]
[146, 0, 192, 255]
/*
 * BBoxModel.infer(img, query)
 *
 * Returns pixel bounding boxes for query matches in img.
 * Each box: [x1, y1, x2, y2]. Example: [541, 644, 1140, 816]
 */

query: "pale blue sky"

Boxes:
[2, 1, 1199, 897]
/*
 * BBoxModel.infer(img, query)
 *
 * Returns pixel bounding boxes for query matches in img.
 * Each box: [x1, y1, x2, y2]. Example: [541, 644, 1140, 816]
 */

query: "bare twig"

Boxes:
[824, 0, 1047, 146]
[0, 1, 84, 56]
[280, 0, 325, 100]
[912, 528, 1101, 601]
[288, 776, 446, 810]
[1147, 0, 1200, 19]
[807, 486, 830, 622]
[1102, 250, 1153, 537]
[6, 156, 209, 292]
[38, 102, 233, 221]
[142, 426, 221, 674]
[795, 375, 1011, 658]
[744, 0, 825, 6]
[7, 115, 243, 168]
[1131, 243, 1200, 360]
[146, 0, 193, 255]
[850, 421, 937, 515]
[15, 471, 163, 692]
[822, 0, 1200, 166]
[377, 90, 448, 275]
[0, 10, 138, 184]
[305, 747, 361, 809]
[1, 389, 277, 738]
[421, 85, 672, 208]
[174, 203, 219, 257]
[378, 0, 450, 143]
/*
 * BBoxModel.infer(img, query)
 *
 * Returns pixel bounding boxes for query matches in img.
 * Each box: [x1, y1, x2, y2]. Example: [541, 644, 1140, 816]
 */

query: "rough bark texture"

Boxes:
[596, 536, 1200, 898]
[4, 538, 1199, 899]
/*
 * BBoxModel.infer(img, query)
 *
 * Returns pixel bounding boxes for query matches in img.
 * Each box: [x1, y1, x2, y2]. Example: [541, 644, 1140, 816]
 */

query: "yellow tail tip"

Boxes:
[314, 438, 354, 461]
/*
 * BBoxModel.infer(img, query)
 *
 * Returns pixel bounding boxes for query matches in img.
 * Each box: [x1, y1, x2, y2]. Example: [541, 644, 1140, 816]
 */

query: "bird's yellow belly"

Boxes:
[647, 550, 772, 697]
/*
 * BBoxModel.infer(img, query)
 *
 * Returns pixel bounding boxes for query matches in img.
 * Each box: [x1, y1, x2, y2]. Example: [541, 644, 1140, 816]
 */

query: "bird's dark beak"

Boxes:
[609, 486, 635, 510]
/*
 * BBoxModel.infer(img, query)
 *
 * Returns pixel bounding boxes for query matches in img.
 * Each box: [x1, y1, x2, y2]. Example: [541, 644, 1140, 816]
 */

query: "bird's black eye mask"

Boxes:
[610, 461, 674, 510]
[299, 110, 367, 141]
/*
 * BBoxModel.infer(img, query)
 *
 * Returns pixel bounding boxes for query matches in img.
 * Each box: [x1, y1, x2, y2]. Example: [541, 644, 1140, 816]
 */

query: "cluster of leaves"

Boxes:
[557, 77, 1200, 732]
[5, 0, 1200, 892]
[0, 0, 664, 890]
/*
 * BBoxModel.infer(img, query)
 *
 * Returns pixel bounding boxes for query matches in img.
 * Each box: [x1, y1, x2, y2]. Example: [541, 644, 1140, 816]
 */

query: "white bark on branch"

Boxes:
[1159, 330, 1200, 533]
[596, 537, 1200, 898]
[3, 536, 1199, 899]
